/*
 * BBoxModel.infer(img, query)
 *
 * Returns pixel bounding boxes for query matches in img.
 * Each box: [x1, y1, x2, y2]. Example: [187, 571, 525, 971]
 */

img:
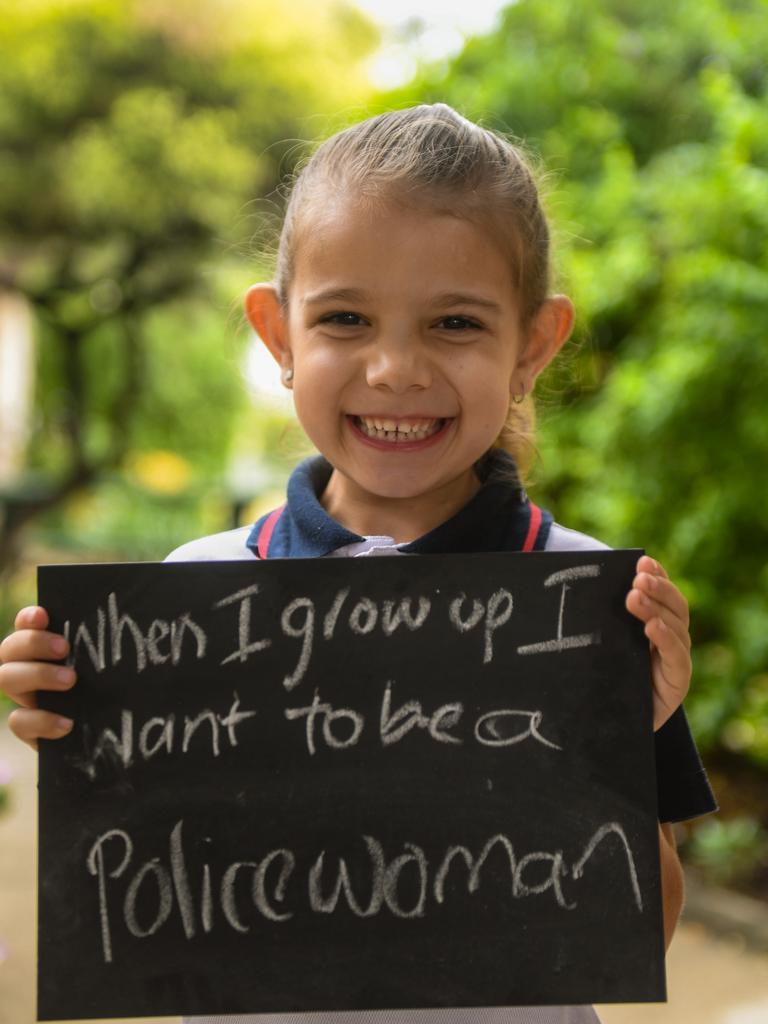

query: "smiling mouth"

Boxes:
[350, 415, 449, 442]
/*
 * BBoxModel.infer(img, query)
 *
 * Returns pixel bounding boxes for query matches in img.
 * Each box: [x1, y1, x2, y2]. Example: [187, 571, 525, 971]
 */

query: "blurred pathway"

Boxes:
[1, 726, 767, 1024]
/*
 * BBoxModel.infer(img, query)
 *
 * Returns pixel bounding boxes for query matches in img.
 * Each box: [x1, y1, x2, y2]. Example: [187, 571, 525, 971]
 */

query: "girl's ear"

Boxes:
[244, 283, 292, 372]
[514, 295, 574, 393]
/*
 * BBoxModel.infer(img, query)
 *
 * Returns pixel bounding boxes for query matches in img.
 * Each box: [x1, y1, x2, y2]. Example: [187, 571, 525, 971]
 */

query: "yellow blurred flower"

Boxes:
[127, 450, 193, 496]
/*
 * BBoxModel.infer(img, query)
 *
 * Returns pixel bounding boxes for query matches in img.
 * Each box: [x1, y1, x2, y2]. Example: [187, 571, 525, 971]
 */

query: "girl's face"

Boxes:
[247, 195, 572, 521]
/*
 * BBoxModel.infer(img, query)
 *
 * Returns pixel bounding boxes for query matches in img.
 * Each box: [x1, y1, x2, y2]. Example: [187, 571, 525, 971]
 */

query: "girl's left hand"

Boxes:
[625, 555, 691, 732]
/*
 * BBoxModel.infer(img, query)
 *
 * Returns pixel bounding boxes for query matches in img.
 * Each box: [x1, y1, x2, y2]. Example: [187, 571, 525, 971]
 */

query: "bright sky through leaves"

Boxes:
[355, 0, 508, 87]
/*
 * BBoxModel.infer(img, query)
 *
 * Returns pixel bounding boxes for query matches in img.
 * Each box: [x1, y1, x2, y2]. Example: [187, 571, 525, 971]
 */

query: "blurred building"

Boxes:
[0, 292, 34, 487]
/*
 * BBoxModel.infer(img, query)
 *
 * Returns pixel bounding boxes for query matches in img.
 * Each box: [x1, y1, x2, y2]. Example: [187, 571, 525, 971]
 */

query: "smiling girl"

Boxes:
[0, 103, 716, 1024]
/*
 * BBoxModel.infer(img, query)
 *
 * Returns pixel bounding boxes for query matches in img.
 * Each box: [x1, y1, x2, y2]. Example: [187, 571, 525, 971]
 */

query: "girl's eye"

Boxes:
[319, 312, 366, 327]
[437, 315, 483, 331]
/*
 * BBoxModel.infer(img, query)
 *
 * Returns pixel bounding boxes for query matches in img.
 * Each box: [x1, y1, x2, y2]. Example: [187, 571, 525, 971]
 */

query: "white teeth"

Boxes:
[354, 416, 444, 442]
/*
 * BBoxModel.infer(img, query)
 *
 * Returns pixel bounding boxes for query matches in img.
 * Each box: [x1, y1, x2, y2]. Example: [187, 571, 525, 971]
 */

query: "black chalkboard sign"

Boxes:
[37, 550, 665, 1020]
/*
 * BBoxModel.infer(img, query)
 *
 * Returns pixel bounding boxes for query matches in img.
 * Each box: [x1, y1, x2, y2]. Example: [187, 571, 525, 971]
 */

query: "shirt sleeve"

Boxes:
[654, 705, 718, 822]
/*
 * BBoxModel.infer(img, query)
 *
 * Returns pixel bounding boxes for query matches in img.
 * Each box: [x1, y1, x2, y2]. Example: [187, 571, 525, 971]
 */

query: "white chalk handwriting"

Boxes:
[86, 818, 643, 964]
[63, 566, 604, 679]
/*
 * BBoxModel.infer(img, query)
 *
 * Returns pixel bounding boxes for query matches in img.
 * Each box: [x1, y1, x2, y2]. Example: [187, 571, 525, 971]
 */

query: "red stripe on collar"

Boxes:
[256, 505, 285, 559]
[522, 502, 542, 552]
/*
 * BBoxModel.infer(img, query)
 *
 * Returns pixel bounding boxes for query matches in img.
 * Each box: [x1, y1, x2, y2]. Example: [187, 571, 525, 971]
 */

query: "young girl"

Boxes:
[0, 104, 716, 1024]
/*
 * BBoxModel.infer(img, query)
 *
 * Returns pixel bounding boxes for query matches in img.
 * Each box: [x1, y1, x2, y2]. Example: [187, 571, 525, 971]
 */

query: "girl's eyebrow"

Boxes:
[432, 291, 502, 312]
[302, 288, 502, 312]
[303, 287, 368, 306]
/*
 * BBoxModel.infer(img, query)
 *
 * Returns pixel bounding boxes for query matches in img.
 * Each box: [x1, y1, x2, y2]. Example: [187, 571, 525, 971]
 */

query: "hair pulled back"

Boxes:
[275, 103, 555, 475]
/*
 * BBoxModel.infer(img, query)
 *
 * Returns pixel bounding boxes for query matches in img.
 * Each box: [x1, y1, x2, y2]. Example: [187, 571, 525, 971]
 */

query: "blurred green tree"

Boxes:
[396, 0, 768, 764]
[0, 0, 375, 575]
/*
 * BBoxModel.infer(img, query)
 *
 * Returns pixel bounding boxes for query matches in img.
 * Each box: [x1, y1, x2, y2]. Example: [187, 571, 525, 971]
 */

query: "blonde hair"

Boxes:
[275, 103, 554, 476]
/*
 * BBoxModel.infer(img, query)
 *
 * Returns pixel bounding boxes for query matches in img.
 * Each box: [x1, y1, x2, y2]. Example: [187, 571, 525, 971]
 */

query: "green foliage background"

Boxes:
[388, 0, 768, 768]
[1, 0, 767, 793]
[0, 0, 374, 573]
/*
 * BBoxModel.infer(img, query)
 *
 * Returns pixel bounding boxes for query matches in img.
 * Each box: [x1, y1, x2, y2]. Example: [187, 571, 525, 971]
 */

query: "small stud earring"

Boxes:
[282, 368, 294, 384]
[511, 385, 526, 404]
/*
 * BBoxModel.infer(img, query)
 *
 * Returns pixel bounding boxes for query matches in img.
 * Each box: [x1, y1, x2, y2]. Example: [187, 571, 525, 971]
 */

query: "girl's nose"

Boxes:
[365, 335, 432, 393]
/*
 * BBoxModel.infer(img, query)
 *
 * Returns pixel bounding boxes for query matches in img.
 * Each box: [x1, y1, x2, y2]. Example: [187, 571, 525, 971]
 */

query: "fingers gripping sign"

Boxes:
[625, 556, 692, 732]
[0, 605, 76, 748]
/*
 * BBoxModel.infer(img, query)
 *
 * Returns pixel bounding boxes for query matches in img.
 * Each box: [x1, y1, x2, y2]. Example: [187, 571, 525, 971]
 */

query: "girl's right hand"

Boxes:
[0, 606, 76, 749]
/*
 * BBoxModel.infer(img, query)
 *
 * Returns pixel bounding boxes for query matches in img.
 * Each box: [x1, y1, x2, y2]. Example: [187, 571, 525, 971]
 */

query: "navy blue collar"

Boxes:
[246, 450, 551, 558]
